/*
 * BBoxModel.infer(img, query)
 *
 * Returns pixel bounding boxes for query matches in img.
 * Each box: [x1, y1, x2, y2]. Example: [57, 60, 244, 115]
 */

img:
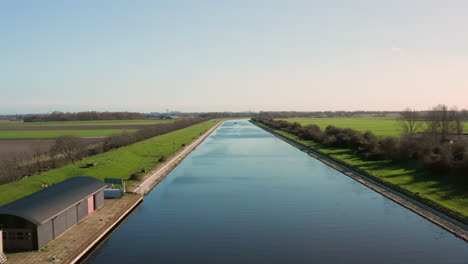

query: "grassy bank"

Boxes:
[0, 119, 221, 205]
[0, 129, 138, 139]
[257, 123, 468, 220]
[280, 118, 468, 137]
[0, 119, 175, 126]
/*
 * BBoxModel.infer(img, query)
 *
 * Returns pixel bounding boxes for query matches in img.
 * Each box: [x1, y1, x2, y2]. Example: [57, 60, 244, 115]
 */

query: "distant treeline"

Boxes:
[253, 111, 401, 118]
[0, 118, 208, 184]
[198, 112, 254, 118]
[252, 110, 468, 120]
[252, 105, 468, 176]
[23, 111, 145, 122]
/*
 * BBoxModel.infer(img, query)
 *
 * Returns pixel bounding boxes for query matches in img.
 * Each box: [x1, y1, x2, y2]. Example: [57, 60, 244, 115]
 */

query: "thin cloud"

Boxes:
[391, 47, 402, 52]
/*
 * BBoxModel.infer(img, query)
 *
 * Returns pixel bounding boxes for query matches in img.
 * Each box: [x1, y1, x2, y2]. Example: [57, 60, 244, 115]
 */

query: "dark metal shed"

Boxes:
[0, 176, 106, 251]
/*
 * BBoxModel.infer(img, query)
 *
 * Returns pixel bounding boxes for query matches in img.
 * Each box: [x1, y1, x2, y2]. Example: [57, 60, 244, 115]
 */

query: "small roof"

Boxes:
[0, 176, 106, 225]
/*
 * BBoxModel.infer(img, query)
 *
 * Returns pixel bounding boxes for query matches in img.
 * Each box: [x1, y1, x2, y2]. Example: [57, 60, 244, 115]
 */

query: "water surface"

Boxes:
[87, 120, 467, 264]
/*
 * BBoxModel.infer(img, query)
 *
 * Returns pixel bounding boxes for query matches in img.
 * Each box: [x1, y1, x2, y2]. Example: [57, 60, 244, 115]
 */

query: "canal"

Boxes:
[87, 120, 467, 264]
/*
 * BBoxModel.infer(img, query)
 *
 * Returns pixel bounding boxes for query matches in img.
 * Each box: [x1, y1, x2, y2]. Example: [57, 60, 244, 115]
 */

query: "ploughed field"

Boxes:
[0, 119, 175, 160]
[0, 129, 138, 139]
[0, 119, 176, 139]
[0, 119, 175, 127]
[0, 138, 105, 161]
[280, 117, 468, 137]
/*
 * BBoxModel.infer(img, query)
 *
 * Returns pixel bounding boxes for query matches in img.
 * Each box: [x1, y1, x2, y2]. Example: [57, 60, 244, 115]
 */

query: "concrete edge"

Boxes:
[132, 120, 224, 195]
[64, 120, 223, 264]
[65, 195, 143, 264]
[252, 121, 468, 242]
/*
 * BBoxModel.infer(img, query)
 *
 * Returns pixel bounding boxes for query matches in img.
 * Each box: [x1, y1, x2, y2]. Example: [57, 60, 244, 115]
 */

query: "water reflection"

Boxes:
[87, 120, 467, 264]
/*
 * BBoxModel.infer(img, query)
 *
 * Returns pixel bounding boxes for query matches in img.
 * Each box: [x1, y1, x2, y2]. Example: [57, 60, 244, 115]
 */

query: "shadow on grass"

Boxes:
[315, 144, 467, 203]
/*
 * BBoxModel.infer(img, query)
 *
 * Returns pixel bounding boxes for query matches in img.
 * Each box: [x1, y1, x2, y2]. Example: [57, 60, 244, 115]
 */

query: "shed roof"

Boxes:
[0, 176, 106, 225]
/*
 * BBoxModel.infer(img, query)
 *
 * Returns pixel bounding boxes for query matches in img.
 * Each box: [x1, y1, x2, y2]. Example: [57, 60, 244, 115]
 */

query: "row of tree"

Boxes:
[253, 111, 401, 118]
[400, 105, 465, 140]
[0, 118, 208, 185]
[23, 111, 145, 122]
[253, 105, 468, 176]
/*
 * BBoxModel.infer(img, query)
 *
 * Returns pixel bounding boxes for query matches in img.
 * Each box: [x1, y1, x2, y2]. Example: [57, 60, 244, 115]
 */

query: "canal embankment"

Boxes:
[2, 120, 224, 264]
[69, 119, 223, 263]
[132, 120, 224, 195]
[251, 121, 468, 242]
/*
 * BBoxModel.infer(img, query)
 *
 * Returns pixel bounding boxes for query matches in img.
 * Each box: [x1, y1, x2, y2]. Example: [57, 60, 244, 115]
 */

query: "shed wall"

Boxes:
[53, 213, 67, 238]
[36, 221, 53, 250]
[65, 207, 77, 229]
[77, 201, 88, 221]
[95, 190, 104, 209]
[0, 179, 107, 251]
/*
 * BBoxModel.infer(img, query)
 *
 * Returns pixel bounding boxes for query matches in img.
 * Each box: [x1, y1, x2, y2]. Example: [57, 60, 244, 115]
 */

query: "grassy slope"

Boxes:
[0, 129, 138, 139]
[269, 127, 468, 219]
[0, 119, 175, 126]
[281, 118, 468, 137]
[0, 119, 221, 205]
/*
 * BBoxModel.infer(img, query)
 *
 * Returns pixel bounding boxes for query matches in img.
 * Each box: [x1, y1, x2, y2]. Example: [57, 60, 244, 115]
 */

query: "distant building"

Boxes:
[0, 177, 106, 251]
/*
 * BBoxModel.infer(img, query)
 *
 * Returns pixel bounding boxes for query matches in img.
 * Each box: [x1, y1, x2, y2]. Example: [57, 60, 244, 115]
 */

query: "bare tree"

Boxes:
[399, 108, 423, 136]
[452, 107, 464, 138]
[0, 154, 27, 184]
[51, 136, 84, 165]
[426, 104, 460, 142]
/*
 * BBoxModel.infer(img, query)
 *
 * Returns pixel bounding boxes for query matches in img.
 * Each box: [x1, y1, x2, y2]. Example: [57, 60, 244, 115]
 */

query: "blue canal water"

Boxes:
[87, 120, 467, 264]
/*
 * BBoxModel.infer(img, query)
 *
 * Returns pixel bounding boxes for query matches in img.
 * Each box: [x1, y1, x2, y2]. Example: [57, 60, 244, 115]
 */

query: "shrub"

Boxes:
[423, 145, 451, 173]
[253, 117, 468, 177]
[378, 136, 399, 160]
[357, 131, 378, 155]
[398, 135, 423, 160]
[129, 172, 144, 181]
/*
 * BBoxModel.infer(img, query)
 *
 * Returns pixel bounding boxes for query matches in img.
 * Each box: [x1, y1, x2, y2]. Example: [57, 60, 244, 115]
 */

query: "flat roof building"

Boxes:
[0, 176, 106, 251]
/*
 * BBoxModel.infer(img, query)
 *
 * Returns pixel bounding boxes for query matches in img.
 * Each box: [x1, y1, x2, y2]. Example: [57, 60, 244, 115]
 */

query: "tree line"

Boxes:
[23, 111, 145, 122]
[253, 105, 468, 177]
[252, 111, 401, 118]
[0, 118, 208, 185]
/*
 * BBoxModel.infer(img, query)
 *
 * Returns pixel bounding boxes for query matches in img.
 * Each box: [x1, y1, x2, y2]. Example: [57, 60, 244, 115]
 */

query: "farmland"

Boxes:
[0, 119, 177, 159]
[0, 138, 105, 161]
[0, 119, 175, 127]
[0, 129, 137, 139]
[279, 117, 468, 137]
[0, 119, 221, 205]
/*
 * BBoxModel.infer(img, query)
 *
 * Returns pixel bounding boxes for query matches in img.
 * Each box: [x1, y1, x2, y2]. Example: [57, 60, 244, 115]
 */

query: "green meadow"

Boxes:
[0, 119, 221, 205]
[0, 129, 138, 139]
[280, 118, 468, 137]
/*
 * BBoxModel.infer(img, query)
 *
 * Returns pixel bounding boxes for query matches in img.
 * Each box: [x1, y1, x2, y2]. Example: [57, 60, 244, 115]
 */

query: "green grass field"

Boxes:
[0, 129, 138, 139]
[0, 119, 221, 205]
[280, 118, 468, 137]
[267, 126, 468, 219]
[0, 119, 176, 126]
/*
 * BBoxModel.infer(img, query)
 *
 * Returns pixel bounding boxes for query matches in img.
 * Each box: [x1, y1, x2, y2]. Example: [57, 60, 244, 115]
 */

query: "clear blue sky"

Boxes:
[1, 0, 467, 114]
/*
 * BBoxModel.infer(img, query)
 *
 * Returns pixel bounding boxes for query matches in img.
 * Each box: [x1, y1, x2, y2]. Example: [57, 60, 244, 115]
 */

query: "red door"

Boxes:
[87, 196, 94, 214]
